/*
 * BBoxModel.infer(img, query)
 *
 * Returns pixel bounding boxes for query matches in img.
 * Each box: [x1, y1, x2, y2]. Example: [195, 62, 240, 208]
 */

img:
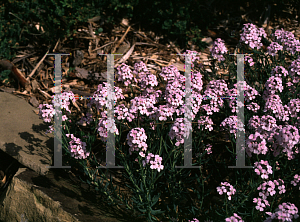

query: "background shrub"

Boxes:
[2, 0, 300, 61]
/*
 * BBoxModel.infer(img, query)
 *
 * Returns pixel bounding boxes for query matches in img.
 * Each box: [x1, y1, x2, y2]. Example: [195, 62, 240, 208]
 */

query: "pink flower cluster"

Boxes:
[115, 104, 135, 122]
[127, 128, 148, 156]
[264, 76, 284, 95]
[84, 82, 125, 142]
[38, 91, 76, 133]
[151, 104, 176, 122]
[245, 102, 260, 113]
[253, 197, 270, 212]
[289, 55, 300, 84]
[195, 144, 213, 157]
[205, 144, 212, 154]
[38, 103, 56, 123]
[88, 82, 125, 111]
[51, 91, 75, 113]
[240, 23, 267, 49]
[273, 28, 300, 55]
[129, 96, 157, 117]
[163, 73, 186, 108]
[265, 202, 299, 222]
[226, 81, 260, 113]
[116, 63, 137, 86]
[117, 61, 160, 92]
[253, 179, 286, 212]
[250, 115, 277, 135]
[159, 64, 181, 83]
[96, 111, 119, 143]
[210, 38, 228, 62]
[262, 94, 290, 122]
[142, 153, 164, 172]
[133, 60, 149, 77]
[254, 160, 273, 180]
[246, 114, 300, 160]
[65, 134, 90, 159]
[288, 99, 300, 118]
[197, 116, 214, 131]
[246, 132, 268, 157]
[216, 182, 236, 200]
[225, 213, 244, 222]
[244, 55, 254, 66]
[169, 118, 193, 146]
[173, 71, 204, 120]
[290, 174, 300, 190]
[126, 128, 164, 172]
[267, 41, 284, 56]
[271, 66, 289, 78]
[202, 79, 229, 115]
[243, 82, 260, 102]
[273, 28, 296, 44]
[272, 125, 300, 160]
[220, 116, 244, 139]
[133, 61, 159, 90]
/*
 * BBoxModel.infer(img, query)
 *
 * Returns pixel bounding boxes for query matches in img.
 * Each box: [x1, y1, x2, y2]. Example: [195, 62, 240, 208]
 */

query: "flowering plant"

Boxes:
[38, 23, 300, 221]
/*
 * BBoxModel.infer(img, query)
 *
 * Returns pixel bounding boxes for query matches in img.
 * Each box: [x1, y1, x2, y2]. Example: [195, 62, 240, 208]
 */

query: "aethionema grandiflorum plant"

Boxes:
[38, 23, 300, 221]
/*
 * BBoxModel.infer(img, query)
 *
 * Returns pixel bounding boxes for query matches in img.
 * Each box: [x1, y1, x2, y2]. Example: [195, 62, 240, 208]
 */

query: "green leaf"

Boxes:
[150, 194, 160, 207]
[95, 27, 103, 35]
[162, 19, 172, 30]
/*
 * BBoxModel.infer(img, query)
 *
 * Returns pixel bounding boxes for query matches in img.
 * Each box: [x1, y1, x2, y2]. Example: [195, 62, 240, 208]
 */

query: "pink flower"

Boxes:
[210, 38, 228, 61]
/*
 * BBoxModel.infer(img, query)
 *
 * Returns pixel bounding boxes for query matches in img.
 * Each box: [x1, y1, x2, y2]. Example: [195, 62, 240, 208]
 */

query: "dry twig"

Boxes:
[111, 26, 131, 54]
[26, 49, 49, 81]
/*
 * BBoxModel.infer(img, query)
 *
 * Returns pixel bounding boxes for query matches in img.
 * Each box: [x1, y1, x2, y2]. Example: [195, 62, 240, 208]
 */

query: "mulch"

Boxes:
[0, 17, 239, 115]
[1, 10, 299, 115]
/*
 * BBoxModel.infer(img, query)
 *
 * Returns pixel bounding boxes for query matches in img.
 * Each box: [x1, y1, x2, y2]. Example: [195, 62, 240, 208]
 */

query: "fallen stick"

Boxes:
[26, 49, 49, 81]
[111, 26, 131, 54]
[37, 88, 52, 99]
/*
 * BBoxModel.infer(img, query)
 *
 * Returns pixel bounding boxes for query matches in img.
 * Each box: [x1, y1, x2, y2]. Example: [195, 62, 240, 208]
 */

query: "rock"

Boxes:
[72, 50, 84, 67]
[29, 96, 40, 108]
[0, 168, 79, 222]
[31, 79, 39, 93]
[73, 67, 106, 81]
[0, 91, 54, 176]
[0, 164, 134, 222]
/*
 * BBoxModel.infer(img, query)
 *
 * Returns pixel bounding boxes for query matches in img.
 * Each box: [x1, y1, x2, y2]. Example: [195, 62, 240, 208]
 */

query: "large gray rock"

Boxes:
[0, 91, 54, 176]
[0, 165, 130, 222]
[0, 168, 79, 222]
